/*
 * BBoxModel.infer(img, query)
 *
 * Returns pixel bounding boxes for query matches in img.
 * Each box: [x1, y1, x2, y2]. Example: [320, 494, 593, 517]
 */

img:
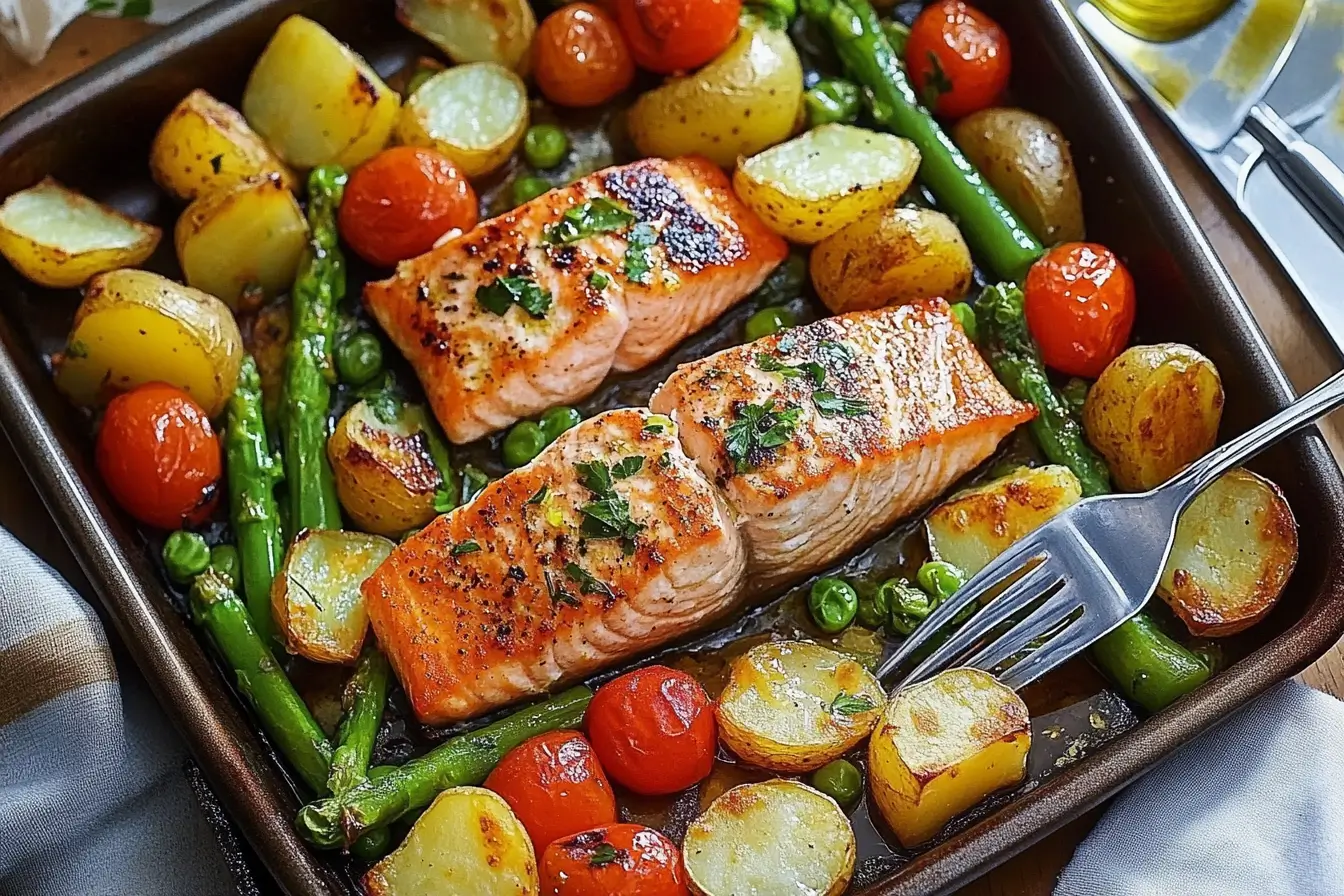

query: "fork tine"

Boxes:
[962, 582, 1084, 674]
[876, 537, 1049, 680]
[890, 560, 1064, 688]
[998, 607, 1120, 691]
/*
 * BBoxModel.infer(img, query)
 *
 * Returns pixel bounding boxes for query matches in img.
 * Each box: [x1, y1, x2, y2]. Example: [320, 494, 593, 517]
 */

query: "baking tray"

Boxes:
[1, 1, 1343, 894]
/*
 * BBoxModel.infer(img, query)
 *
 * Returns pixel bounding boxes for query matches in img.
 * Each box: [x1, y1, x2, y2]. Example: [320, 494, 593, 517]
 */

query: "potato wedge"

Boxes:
[0, 179, 160, 289]
[810, 206, 972, 313]
[684, 780, 854, 896]
[271, 529, 396, 663]
[1158, 468, 1298, 637]
[53, 269, 242, 416]
[925, 465, 1083, 575]
[952, 108, 1085, 245]
[397, 0, 537, 74]
[175, 174, 309, 308]
[1083, 343, 1224, 492]
[627, 22, 804, 168]
[329, 398, 448, 537]
[716, 641, 884, 773]
[868, 668, 1030, 847]
[365, 786, 538, 896]
[396, 63, 529, 178]
[242, 15, 400, 170]
[150, 89, 296, 201]
[733, 124, 920, 244]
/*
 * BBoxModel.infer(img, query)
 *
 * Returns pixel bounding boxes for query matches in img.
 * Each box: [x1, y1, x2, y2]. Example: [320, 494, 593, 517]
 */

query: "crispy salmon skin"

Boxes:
[364, 158, 785, 444]
[362, 408, 747, 724]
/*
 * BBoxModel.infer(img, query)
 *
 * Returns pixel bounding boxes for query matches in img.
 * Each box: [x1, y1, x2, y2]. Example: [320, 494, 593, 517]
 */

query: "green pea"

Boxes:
[523, 124, 570, 170]
[405, 67, 438, 97]
[751, 252, 807, 307]
[805, 78, 862, 128]
[856, 582, 890, 630]
[917, 561, 967, 604]
[335, 332, 384, 387]
[809, 759, 863, 810]
[162, 531, 209, 585]
[882, 578, 932, 636]
[349, 827, 393, 863]
[948, 302, 979, 345]
[502, 421, 548, 468]
[511, 175, 552, 206]
[209, 545, 241, 591]
[539, 406, 582, 445]
[744, 306, 797, 342]
[809, 577, 859, 634]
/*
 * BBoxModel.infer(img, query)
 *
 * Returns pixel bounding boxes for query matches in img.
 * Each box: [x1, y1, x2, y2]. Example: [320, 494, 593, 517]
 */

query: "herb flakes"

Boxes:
[829, 692, 877, 717]
[565, 562, 615, 600]
[813, 391, 873, 418]
[622, 222, 658, 285]
[476, 276, 552, 319]
[725, 400, 802, 473]
[451, 541, 481, 556]
[545, 197, 636, 245]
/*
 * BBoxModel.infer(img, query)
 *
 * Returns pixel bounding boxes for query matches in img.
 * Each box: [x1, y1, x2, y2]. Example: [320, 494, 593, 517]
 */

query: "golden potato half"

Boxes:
[272, 529, 395, 663]
[396, 63, 529, 178]
[150, 89, 296, 201]
[717, 640, 884, 773]
[329, 399, 448, 537]
[396, 0, 537, 74]
[0, 179, 160, 289]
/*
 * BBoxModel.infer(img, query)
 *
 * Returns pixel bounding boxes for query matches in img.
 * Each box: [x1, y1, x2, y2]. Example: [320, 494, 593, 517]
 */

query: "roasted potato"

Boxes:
[809, 206, 972, 313]
[683, 780, 854, 896]
[733, 124, 920, 244]
[174, 174, 309, 308]
[0, 179, 160, 288]
[150, 89, 296, 201]
[868, 668, 1030, 847]
[1083, 343, 1224, 492]
[396, 63, 529, 178]
[925, 465, 1083, 575]
[716, 641, 883, 773]
[364, 787, 538, 896]
[329, 398, 448, 537]
[952, 108, 1085, 245]
[396, 0, 536, 74]
[1159, 468, 1298, 637]
[242, 15, 400, 170]
[54, 269, 242, 416]
[271, 529, 396, 663]
[627, 22, 804, 168]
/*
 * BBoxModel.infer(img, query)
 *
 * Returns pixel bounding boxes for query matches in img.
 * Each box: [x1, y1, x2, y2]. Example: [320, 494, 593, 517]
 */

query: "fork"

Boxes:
[876, 368, 1344, 692]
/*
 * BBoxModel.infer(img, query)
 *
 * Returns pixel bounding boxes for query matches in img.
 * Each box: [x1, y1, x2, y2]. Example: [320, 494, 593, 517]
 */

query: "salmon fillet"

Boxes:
[364, 158, 786, 444]
[362, 408, 747, 724]
[649, 300, 1036, 592]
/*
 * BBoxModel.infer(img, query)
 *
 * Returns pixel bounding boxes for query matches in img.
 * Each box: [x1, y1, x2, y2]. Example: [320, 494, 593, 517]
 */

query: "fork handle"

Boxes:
[1166, 369, 1344, 504]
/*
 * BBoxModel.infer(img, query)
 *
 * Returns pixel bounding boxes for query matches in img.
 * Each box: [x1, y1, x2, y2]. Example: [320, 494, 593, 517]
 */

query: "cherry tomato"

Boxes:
[337, 146, 477, 267]
[540, 824, 690, 896]
[483, 731, 617, 851]
[906, 1, 1011, 119]
[585, 666, 715, 795]
[96, 383, 221, 530]
[535, 4, 636, 108]
[613, 0, 741, 75]
[1024, 242, 1137, 378]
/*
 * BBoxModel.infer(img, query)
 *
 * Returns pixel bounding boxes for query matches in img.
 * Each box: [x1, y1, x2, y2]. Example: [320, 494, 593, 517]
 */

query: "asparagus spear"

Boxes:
[800, 0, 1043, 281]
[326, 646, 391, 796]
[189, 571, 332, 794]
[1091, 614, 1210, 713]
[297, 686, 593, 848]
[280, 165, 348, 535]
[225, 355, 285, 643]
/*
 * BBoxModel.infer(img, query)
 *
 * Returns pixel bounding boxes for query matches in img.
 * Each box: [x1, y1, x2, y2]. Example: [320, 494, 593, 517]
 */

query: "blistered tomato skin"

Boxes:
[483, 730, 617, 851]
[96, 383, 222, 530]
[337, 146, 477, 267]
[613, 0, 741, 75]
[1024, 242, 1137, 378]
[906, 1, 1011, 119]
[540, 823, 690, 896]
[585, 665, 716, 795]
[535, 3, 636, 108]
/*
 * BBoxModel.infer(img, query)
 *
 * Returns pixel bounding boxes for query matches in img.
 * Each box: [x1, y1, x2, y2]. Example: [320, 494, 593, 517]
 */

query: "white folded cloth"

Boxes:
[0, 0, 207, 64]
[0, 526, 235, 896]
[1056, 678, 1344, 896]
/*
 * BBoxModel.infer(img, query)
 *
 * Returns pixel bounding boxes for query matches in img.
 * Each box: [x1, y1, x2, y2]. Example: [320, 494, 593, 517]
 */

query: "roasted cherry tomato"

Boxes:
[484, 731, 616, 851]
[585, 665, 715, 795]
[613, 0, 741, 75]
[1024, 242, 1136, 378]
[906, 1, 1011, 119]
[337, 146, 477, 267]
[96, 383, 221, 530]
[540, 824, 690, 896]
[535, 4, 636, 108]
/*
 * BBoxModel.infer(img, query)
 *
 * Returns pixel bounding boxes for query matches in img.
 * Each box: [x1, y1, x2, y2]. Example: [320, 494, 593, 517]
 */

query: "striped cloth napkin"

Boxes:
[0, 526, 236, 896]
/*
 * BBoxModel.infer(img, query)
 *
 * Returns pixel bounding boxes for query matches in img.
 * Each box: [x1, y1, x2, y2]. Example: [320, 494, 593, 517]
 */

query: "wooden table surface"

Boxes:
[3, 15, 1343, 896]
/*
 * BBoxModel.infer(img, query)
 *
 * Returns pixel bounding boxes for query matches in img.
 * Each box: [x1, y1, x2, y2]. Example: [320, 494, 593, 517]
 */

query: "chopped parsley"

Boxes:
[545, 570, 581, 608]
[812, 391, 873, 418]
[65, 340, 89, 360]
[476, 276, 552, 319]
[622, 222, 658, 285]
[756, 353, 826, 387]
[432, 490, 455, 514]
[544, 197, 636, 245]
[526, 485, 549, 505]
[458, 465, 490, 505]
[588, 842, 622, 867]
[588, 270, 611, 290]
[565, 562, 615, 600]
[451, 541, 481, 556]
[816, 339, 855, 367]
[611, 456, 645, 479]
[574, 458, 645, 553]
[725, 400, 802, 473]
[642, 414, 674, 435]
[829, 692, 877, 717]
